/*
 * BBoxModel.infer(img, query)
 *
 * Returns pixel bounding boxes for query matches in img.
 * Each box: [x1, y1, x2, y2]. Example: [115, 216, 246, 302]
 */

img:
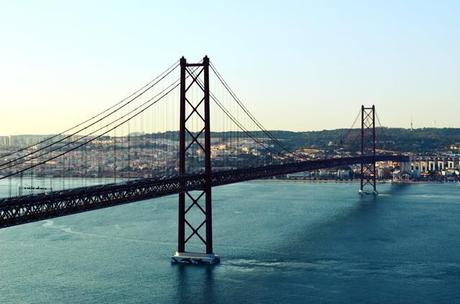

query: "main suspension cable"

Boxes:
[339, 108, 361, 145]
[209, 61, 302, 158]
[0, 81, 180, 180]
[0, 62, 179, 168]
[187, 67, 286, 157]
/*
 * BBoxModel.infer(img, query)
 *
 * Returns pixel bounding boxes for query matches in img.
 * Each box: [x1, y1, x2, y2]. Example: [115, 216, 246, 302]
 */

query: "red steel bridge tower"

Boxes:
[360, 105, 377, 194]
[171, 56, 219, 264]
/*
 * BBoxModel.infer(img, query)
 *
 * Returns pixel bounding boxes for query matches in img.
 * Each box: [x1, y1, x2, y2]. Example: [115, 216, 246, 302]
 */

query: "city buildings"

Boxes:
[1, 133, 459, 182]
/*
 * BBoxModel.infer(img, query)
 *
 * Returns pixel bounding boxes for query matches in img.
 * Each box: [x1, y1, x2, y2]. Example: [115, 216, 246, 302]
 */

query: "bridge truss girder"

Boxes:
[0, 155, 409, 230]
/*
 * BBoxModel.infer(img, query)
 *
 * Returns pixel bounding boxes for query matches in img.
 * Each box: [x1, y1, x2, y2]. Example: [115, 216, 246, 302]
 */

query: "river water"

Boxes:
[1, 181, 459, 303]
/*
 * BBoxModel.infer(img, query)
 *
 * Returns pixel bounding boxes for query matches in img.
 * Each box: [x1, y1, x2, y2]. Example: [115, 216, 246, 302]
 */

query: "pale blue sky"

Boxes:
[1, 0, 459, 134]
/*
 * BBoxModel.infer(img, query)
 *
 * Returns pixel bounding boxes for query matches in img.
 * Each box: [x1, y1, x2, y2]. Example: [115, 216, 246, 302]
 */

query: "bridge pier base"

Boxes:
[171, 251, 220, 265]
[359, 189, 378, 195]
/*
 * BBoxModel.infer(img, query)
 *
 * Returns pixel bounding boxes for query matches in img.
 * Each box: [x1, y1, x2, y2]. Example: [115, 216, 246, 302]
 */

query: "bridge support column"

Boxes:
[360, 105, 377, 194]
[172, 56, 220, 265]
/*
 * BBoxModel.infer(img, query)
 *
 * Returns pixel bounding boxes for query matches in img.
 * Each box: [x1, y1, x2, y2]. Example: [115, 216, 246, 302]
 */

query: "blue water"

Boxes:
[1, 182, 460, 303]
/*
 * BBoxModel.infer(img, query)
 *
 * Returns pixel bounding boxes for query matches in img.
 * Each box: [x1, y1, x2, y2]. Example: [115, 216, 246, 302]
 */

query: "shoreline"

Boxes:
[251, 179, 459, 185]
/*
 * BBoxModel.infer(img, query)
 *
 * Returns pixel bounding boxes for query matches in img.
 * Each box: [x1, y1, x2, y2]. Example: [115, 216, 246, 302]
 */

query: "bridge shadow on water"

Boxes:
[224, 182, 414, 262]
[271, 182, 412, 259]
[169, 183, 413, 303]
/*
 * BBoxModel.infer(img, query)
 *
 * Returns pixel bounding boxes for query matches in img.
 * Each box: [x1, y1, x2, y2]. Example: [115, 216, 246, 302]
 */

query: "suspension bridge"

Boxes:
[0, 56, 409, 264]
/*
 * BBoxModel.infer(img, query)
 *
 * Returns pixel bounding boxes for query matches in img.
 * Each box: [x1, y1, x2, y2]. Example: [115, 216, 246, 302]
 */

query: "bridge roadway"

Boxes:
[0, 155, 409, 229]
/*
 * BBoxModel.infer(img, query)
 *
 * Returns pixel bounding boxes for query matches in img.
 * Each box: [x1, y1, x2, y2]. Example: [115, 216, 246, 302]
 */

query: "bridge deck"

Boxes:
[0, 155, 409, 229]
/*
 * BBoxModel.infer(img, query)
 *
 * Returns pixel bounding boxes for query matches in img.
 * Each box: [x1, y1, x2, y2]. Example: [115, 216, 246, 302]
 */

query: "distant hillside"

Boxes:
[267, 128, 460, 154]
[3, 128, 460, 155]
